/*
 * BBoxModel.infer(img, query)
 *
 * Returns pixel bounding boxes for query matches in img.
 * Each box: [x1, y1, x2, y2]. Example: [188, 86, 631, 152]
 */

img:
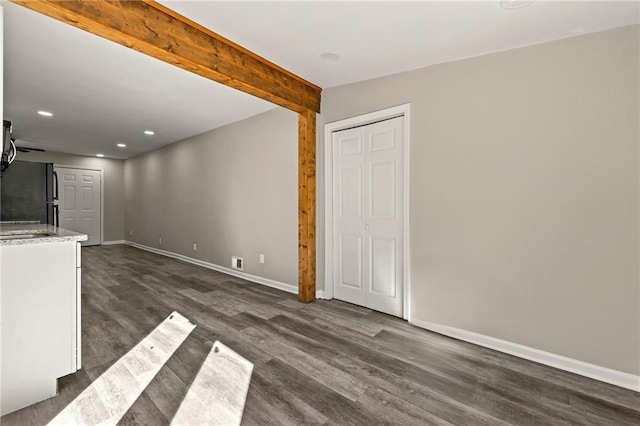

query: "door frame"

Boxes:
[324, 103, 411, 320]
[54, 165, 105, 246]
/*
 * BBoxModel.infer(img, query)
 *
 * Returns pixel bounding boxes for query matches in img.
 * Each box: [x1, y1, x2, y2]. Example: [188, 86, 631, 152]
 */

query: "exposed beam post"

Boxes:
[298, 110, 316, 302]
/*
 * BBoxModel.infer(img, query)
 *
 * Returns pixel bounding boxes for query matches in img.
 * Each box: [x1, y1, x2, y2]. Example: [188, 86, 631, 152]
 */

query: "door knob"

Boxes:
[365, 223, 370, 230]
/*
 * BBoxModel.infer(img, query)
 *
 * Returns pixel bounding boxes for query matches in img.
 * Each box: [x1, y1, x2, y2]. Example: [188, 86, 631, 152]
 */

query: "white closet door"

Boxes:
[55, 167, 102, 246]
[332, 116, 404, 317]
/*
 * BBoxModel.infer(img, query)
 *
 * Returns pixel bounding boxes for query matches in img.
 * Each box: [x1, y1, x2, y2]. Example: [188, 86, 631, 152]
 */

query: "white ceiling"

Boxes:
[3, 2, 276, 160]
[4, 1, 639, 160]
[160, 0, 640, 88]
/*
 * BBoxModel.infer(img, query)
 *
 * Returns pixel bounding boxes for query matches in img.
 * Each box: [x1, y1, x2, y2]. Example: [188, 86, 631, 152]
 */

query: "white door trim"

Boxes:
[54, 165, 104, 245]
[324, 103, 411, 320]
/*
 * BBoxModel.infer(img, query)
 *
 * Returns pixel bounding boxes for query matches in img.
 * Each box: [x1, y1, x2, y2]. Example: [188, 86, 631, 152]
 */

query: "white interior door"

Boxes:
[332, 116, 404, 317]
[55, 167, 101, 246]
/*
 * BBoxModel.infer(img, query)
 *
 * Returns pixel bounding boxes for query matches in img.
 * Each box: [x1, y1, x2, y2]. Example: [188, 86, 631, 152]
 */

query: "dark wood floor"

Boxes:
[2, 245, 639, 425]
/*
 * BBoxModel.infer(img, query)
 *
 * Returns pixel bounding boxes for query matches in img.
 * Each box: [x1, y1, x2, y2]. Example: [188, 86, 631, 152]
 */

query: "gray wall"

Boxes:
[124, 107, 298, 286]
[321, 26, 640, 375]
[16, 150, 125, 242]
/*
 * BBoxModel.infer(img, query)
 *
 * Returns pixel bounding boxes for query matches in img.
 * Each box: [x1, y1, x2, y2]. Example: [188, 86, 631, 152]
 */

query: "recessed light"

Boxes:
[37, 111, 53, 117]
[144, 130, 155, 135]
[320, 52, 341, 62]
[117, 143, 127, 148]
[500, 0, 534, 9]
[96, 154, 104, 158]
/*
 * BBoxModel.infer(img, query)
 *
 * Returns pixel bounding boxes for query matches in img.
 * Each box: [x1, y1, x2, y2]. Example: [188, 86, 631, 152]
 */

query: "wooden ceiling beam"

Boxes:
[11, 0, 322, 113]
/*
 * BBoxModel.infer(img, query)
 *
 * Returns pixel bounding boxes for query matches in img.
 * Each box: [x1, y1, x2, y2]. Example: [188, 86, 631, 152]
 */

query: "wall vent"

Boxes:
[231, 256, 243, 271]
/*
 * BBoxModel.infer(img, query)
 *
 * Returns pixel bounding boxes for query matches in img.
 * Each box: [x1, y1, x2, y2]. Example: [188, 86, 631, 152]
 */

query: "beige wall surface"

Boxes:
[124, 107, 298, 286]
[321, 26, 640, 375]
[16, 150, 125, 242]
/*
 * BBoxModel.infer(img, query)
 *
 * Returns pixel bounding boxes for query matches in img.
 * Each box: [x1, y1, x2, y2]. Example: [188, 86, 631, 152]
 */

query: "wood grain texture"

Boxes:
[172, 341, 253, 426]
[48, 311, 195, 425]
[298, 109, 317, 302]
[9, 0, 321, 113]
[2, 245, 638, 425]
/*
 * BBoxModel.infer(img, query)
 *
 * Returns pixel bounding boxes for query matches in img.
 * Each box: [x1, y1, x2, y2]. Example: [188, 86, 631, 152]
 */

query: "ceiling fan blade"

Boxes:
[16, 147, 46, 152]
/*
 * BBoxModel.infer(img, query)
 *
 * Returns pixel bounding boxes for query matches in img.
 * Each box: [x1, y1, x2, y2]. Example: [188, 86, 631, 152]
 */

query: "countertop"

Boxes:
[0, 220, 42, 225]
[0, 224, 88, 246]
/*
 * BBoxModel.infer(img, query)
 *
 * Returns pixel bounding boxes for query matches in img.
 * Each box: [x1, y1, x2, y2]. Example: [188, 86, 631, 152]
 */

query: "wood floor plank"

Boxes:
[326, 347, 509, 426]
[2, 244, 638, 426]
[237, 313, 508, 425]
[138, 357, 191, 421]
[48, 312, 195, 426]
[242, 365, 329, 426]
[366, 310, 640, 412]
[269, 314, 572, 425]
[374, 329, 640, 425]
[118, 391, 169, 426]
[301, 302, 386, 336]
[172, 341, 254, 425]
[356, 386, 457, 426]
[241, 326, 367, 402]
[309, 314, 608, 424]
[257, 358, 384, 426]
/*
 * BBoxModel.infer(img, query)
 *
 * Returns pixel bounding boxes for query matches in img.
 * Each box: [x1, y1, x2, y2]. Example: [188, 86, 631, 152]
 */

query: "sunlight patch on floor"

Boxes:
[48, 312, 195, 426]
[171, 341, 254, 426]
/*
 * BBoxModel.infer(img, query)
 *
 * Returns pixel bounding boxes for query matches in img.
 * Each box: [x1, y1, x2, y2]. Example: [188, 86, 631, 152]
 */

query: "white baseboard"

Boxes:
[125, 241, 298, 295]
[102, 240, 125, 246]
[316, 290, 326, 299]
[410, 319, 640, 392]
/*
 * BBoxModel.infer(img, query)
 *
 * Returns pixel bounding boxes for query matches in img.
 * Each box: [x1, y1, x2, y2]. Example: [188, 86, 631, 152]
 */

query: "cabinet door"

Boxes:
[1, 241, 77, 415]
[76, 265, 82, 371]
[75, 241, 82, 371]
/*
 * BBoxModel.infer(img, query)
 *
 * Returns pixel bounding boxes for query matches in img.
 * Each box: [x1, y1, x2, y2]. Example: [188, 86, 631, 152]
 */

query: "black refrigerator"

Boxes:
[0, 160, 58, 226]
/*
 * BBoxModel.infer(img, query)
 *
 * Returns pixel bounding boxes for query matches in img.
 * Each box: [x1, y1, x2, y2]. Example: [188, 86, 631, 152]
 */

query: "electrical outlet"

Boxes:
[259, 254, 265, 264]
[129, 230, 133, 236]
[232, 256, 243, 271]
[193, 243, 197, 251]
[159, 237, 162, 245]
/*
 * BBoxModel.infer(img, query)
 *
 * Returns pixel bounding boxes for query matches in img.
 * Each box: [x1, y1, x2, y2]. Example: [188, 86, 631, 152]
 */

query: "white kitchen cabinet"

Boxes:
[1, 237, 83, 416]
